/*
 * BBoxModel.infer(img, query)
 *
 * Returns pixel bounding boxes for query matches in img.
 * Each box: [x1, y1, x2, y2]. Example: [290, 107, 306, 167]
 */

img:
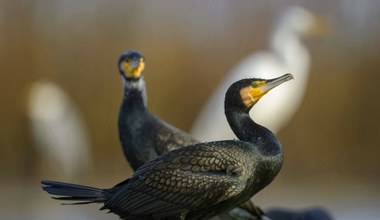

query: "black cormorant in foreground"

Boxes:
[117, 50, 264, 219]
[117, 50, 198, 171]
[41, 73, 293, 219]
[117, 55, 332, 220]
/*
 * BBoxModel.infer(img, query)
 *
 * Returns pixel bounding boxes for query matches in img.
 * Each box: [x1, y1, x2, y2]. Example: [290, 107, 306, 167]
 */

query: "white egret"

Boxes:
[191, 6, 327, 141]
[28, 80, 93, 178]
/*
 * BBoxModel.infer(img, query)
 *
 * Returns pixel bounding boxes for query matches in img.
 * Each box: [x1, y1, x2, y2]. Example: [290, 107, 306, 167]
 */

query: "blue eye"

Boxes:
[252, 82, 258, 88]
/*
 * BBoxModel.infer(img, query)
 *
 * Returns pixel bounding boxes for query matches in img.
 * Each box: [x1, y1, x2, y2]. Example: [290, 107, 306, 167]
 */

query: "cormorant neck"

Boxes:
[225, 107, 282, 156]
[122, 76, 147, 106]
[119, 76, 148, 145]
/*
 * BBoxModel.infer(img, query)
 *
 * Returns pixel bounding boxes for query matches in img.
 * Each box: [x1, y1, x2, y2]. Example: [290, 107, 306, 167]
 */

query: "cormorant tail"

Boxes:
[41, 180, 107, 205]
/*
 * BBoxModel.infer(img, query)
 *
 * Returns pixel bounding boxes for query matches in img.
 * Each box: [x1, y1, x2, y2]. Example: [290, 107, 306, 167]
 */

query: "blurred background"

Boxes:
[1, 0, 379, 219]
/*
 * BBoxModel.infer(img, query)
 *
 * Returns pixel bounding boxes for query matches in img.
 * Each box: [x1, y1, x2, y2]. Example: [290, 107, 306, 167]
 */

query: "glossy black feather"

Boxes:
[42, 140, 280, 219]
[41, 180, 107, 204]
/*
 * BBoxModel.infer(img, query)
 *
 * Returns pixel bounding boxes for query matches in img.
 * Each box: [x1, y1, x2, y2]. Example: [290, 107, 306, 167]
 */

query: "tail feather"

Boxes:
[41, 180, 107, 204]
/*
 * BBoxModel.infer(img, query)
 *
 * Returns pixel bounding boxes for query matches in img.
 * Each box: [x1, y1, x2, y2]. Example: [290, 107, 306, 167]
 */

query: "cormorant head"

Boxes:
[118, 50, 145, 80]
[226, 73, 294, 112]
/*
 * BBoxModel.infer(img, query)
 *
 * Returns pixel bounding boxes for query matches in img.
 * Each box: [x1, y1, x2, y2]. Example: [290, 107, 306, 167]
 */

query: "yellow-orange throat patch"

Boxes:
[125, 59, 145, 78]
[240, 87, 255, 107]
[240, 82, 267, 107]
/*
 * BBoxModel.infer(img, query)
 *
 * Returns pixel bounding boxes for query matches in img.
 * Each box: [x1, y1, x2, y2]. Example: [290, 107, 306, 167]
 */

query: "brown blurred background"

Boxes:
[1, 0, 379, 219]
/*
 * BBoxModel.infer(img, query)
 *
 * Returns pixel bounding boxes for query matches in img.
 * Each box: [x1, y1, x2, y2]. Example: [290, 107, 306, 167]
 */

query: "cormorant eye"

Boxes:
[252, 82, 258, 88]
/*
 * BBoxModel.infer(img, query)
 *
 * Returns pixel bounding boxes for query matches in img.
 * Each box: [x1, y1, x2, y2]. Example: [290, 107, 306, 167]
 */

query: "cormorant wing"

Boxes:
[106, 141, 251, 218]
[151, 114, 200, 154]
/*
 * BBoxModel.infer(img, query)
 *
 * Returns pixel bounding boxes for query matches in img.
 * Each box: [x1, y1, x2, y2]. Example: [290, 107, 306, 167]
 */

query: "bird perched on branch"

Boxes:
[42, 73, 293, 219]
[191, 6, 327, 141]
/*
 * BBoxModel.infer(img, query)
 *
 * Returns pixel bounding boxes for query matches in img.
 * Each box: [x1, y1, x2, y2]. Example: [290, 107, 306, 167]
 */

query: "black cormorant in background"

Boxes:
[41, 74, 293, 219]
[118, 50, 198, 171]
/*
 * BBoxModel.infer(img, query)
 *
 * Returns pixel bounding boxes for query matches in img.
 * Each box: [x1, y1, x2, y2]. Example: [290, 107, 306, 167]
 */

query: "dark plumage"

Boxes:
[117, 50, 263, 219]
[41, 74, 293, 219]
[117, 50, 198, 171]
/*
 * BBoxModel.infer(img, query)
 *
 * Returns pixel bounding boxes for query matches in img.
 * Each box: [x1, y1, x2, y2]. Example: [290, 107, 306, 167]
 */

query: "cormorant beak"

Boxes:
[124, 58, 145, 79]
[245, 73, 293, 107]
[261, 73, 294, 94]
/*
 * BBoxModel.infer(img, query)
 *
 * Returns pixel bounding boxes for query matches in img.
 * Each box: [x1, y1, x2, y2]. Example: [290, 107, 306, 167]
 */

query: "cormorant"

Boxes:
[118, 50, 264, 219]
[41, 73, 293, 219]
[118, 53, 332, 220]
[118, 50, 198, 171]
[191, 6, 327, 141]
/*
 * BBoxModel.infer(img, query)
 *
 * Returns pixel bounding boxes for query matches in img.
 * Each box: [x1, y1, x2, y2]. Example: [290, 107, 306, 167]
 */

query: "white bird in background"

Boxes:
[28, 80, 93, 178]
[191, 6, 327, 141]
